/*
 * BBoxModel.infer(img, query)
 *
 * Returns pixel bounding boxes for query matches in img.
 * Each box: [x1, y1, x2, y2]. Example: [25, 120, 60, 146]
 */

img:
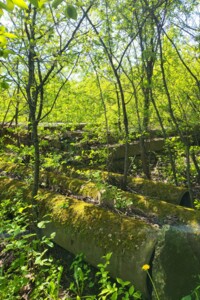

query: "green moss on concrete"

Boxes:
[38, 189, 158, 298]
[1, 177, 200, 300]
[128, 177, 188, 205]
[106, 172, 189, 205]
[56, 167, 191, 206]
[152, 225, 200, 300]
[38, 191, 154, 251]
[0, 159, 199, 231]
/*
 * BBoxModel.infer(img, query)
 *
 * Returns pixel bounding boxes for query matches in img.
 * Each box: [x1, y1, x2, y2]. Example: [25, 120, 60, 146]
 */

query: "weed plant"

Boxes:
[0, 191, 62, 299]
[0, 185, 142, 299]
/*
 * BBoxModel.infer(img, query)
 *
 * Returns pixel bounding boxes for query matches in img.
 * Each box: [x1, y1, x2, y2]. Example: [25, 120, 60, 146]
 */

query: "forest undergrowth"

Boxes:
[0, 190, 142, 300]
[0, 131, 200, 299]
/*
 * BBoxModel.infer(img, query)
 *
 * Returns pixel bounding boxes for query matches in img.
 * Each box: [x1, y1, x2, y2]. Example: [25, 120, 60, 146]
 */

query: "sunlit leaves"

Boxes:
[52, 0, 63, 9]
[0, 0, 79, 12]
[38, 0, 49, 8]
[0, 80, 9, 89]
[29, 0, 39, 8]
[76, 1, 84, 6]
[0, 34, 7, 47]
[6, 0, 15, 11]
[37, 220, 50, 228]
[64, 4, 77, 20]
[12, 0, 28, 9]
[4, 32, 17, 38]
[52, 0, 78, 20]
[0, 1, 8, 10]
[0, 26, 7, 47]
[0, 25, 17, 49]
[0, 0, 28, 13]
[0, 49, 15, 57]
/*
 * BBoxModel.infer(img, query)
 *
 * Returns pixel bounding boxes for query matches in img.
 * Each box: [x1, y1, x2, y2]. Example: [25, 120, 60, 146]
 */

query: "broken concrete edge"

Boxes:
[0, 176, 157, 299]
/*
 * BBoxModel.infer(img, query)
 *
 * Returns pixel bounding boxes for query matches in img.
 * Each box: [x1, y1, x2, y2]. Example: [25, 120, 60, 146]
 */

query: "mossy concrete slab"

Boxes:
[1, 177, 200, 299]
[0, 177, 158, 298]
[104, 172, 191, 207]
[152, 225, 200, 300]
[39, 194, 158, 299]
[58, 167, 192, 207]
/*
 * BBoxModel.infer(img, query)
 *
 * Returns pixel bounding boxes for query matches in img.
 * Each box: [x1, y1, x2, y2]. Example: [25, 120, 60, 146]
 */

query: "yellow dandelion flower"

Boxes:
[142, 264, 150, 271]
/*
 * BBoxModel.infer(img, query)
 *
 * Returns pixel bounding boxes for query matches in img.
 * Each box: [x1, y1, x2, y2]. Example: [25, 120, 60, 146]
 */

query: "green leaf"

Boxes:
[29, 0, 38, 8]
[64, 4, 77, 20]
[76, 1, 84, 6]
[1, 81, 9, 89]
[45, 240, 54, 247]
[4, 32, 17, 38]
[181, 296, 192, 300]
[2, 49, 15, 57]
[116, 277, 130, 286]
[128, 285, 135, 295]
[18, 207, 25, 213]
[52, 0, 63, 8]
[134, 291, 142, 299]
[111, 291, 118, 300]
[12, 0, 28, 9]
[0, 1, 9, 10]
[50, 232, 56, 239]
[104, 252, 112, 261]
[0, 49, 10, 58]
[37, 220, 49, 228]
[6, 0, 14, 11]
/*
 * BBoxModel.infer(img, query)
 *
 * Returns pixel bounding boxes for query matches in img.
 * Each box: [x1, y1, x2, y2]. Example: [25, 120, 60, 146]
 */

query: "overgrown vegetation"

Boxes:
[0, 0, 200, 299]
[0, 190, 142, 299]
[0, 0, 199, 194]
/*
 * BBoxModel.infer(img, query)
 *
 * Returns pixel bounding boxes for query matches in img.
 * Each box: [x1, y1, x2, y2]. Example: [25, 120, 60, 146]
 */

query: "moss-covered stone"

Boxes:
[39, 193, 158, 299]
[0, 177, 158, 298]
[59, 167, 192, 207]
[0, 159, 199, 230]
[1, 177, 200, 299]
[109, 139, 165, 160]
[152, 225, 200, 300]
[105, 172, 191, 207]
[39, 168, 200, 230]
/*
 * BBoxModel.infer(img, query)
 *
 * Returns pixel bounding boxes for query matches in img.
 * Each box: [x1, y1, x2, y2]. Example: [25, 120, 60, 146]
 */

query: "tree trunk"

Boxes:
[31, 120, 40, 199]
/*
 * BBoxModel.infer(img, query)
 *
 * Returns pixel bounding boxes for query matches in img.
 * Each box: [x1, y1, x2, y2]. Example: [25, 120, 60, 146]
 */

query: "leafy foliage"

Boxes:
[0, 187, 142, 299]
[0, 192, 63, 299]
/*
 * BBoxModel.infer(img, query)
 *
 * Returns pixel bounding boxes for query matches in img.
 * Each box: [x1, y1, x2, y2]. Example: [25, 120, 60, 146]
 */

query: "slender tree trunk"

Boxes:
[115, 83, 122, 132]
[157, 24, 193, 201]
[31, 120, 40, 199]
[91, 57, 110, 170]
[114, 72, 129, 187]
[191, 150, 200, 183]
[134, 14, 153, 179]
[2, 100, 12, 127]
[84, 10, 129, 187]
[185, 144, 193, 206]
[150, 90, 178, 185]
